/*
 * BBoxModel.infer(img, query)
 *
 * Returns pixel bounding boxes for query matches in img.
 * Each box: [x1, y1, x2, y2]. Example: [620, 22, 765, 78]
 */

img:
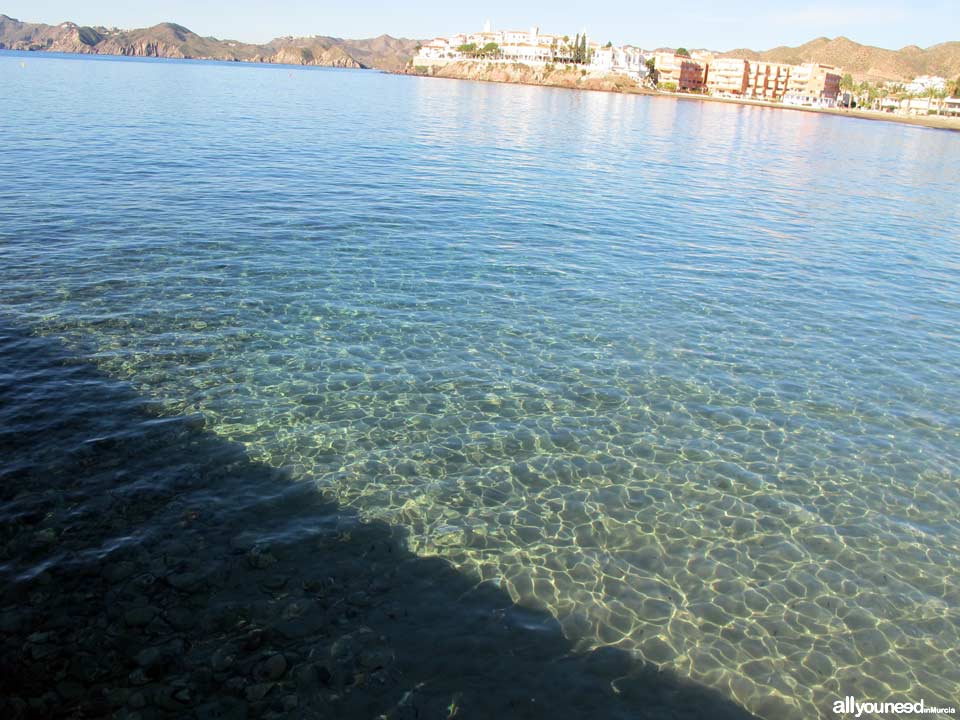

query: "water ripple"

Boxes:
[2, 51, 960, 719]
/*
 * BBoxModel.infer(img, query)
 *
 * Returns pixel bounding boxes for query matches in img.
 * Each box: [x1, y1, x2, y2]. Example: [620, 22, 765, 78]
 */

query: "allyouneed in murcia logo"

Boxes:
[833, 697, 957, 717]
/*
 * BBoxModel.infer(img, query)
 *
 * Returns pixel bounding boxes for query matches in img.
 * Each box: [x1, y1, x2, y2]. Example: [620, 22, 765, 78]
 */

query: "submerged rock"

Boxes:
[244, 682, 274, 702]
[124, 606, 157, 627]
[255, 653, 287, 682]
[246, 546, 277, 569]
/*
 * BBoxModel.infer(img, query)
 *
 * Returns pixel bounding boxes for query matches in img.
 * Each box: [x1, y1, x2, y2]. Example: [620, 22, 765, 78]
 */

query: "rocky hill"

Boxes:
[320, 34, 423, 72]
[719, 36, 960, 82]
[0, 15, 420, 69]
[412, 61, 655, 95]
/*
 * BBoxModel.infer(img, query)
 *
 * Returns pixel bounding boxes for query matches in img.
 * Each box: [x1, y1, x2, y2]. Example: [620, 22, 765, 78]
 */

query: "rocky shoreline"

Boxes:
[0, 324, 759, 719]
[406, 60, 655, 95]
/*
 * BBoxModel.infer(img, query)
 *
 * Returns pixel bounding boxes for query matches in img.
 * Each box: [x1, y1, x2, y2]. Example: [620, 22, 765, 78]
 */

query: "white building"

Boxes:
[498, 26, 561, 63]
[412, 23, 642, 78]
[905, 75, 947, 95]
[590, 45, 649, 80]
[896, 96, 960, 116]
[417, 38, 453, 60]
[782, 90, 838, 109]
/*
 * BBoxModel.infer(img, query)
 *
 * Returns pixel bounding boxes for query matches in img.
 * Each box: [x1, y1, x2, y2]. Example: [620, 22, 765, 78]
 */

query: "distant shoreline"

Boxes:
[402, 64, 960, 133]
[0, 47, 381, 75]
[6, 48, 958, 133]
[404, 63, 960, 132]
[658, 90, 960, 132]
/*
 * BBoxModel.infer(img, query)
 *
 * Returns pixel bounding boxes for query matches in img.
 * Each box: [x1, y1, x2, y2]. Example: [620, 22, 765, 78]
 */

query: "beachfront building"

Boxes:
[898, 97, 936, 115]
[654, 52, 707, 92]
[705, 57, 749, 97]
[896, 95, 960, 116]
[905, 75, 947, 95]
[745, 61, 793, 101]
[783, 64, 842, 107]
[665, 53, 842, 106]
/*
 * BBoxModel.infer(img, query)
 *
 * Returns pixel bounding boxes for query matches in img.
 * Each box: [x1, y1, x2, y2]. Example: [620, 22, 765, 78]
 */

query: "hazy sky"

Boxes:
[3, 0, 957, 50]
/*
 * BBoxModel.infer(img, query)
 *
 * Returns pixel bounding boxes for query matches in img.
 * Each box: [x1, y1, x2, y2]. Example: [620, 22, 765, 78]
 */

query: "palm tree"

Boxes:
[934, 88, 948, 115]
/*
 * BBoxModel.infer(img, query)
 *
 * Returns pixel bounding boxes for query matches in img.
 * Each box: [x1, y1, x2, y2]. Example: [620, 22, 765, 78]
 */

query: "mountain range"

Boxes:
[0, 15, 420, 71]
[2, 14, 958, 82]
[718, 36, 960, 82]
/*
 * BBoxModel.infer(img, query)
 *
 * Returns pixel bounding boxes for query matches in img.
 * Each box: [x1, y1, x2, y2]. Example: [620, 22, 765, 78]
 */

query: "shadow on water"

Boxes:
[0, 322, 760, 720]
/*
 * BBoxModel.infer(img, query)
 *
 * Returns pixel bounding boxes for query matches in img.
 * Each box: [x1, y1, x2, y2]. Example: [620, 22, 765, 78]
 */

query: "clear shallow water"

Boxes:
[2, 50, 959, 718]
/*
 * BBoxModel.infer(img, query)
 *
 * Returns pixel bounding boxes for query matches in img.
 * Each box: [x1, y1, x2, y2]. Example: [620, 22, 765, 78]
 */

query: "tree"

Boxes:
[456, 43, 477, 56]
[928, 86, 948, 115]
[605, 41, 613, 48]
[948, 76, 960, 98]
[645, 57, 658, 85]
[676, 47, 691, 58]
[580, 35, 588, 63]
[840, 73, 854, 91]
[481, 42, 499, 56]
[573, 34, 580, 63]
[937, 88, 948, 114]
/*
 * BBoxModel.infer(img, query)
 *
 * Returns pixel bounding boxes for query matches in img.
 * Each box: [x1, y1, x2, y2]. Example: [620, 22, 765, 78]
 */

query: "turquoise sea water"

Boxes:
[2, 51, 959, 718]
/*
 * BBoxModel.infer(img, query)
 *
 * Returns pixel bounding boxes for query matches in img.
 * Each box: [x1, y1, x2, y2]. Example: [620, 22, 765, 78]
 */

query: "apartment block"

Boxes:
[783, 64, 842, 107]
[745, 61, 793, 101]
[654, 53, 707, 92]
[699, 57, 842, 106]
[706, 57, 749, 96]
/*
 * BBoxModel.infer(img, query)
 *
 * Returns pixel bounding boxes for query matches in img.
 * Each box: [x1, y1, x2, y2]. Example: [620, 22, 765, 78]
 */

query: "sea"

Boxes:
[1, 50, 959, 719]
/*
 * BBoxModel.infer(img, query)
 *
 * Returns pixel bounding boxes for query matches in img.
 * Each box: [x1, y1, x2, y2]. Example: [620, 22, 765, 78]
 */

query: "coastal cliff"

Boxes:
[0, 15, 419, 69]
[410, 61, 654, 95]
[255, 44, 359, 68]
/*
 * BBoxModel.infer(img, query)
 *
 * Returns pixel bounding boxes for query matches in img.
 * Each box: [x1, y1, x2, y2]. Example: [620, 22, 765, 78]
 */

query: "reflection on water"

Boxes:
[2, 51, 960, 719]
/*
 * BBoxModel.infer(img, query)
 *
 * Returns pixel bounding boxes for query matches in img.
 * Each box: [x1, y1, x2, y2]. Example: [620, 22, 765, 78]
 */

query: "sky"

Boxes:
[3, 0, 958, 50]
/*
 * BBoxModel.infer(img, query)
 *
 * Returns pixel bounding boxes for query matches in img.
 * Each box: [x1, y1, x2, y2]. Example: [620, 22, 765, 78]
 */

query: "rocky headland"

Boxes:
[408, 61, 655, 95]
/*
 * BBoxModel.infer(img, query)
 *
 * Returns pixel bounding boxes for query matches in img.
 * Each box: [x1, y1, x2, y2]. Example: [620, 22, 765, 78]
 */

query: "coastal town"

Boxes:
[3, 11, 958, 125]
[413, 22, 960, 119]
